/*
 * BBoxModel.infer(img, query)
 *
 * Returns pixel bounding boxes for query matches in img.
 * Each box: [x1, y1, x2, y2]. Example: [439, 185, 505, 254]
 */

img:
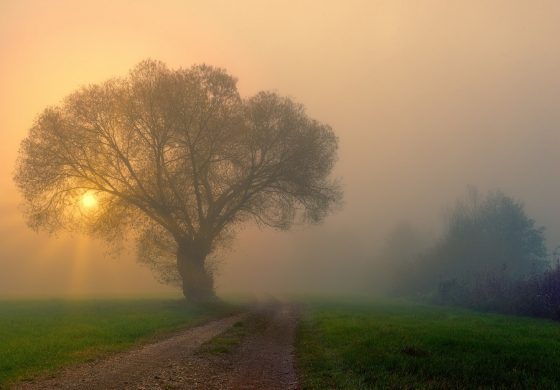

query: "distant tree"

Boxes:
[426, 187, 547, 285]
[14, 60, 341, 302]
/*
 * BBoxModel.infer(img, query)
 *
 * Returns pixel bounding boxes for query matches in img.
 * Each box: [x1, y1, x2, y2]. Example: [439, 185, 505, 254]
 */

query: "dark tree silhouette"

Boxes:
[14, 60, 341, 302]
[390, 188, 546, 298]
[436, 187, 547, 277]
[415, 187, 547, 296]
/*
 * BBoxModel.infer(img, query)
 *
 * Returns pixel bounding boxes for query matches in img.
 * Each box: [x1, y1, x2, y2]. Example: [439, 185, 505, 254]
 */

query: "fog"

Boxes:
[1, 0, 560, 297]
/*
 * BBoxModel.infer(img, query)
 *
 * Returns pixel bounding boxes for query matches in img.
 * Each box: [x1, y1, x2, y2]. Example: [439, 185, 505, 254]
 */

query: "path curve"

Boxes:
[14, 303, 300, 390]
[15, 313, 246, 390]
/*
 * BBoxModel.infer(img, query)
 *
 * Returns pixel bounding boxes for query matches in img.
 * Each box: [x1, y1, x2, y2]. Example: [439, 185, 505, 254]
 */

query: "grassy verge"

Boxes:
[296, 300, 560, 389]
[197, 310, 269, 356]
[197, 320, 248, 355]
[0, 298, 235, 387]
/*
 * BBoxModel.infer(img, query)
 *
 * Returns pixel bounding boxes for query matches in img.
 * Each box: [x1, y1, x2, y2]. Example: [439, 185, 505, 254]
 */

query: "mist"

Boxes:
[2, 0, 560, 298]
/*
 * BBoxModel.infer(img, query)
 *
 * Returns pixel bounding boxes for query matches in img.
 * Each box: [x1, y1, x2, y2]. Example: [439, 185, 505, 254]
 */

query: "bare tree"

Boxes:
[14, 60, 341, 301]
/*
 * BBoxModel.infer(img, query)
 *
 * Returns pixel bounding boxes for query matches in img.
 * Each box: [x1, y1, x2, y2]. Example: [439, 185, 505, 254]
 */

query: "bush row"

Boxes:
[436, 263, 560, 320]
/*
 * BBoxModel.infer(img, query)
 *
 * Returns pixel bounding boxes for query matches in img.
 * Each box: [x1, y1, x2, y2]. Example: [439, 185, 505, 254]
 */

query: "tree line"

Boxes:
[380, 187, 560, 320]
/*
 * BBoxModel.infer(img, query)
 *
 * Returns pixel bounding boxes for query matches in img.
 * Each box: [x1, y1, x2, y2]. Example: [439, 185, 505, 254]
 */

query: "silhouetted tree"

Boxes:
[426, 187, 547, 289]
[14, 60, 341, 302]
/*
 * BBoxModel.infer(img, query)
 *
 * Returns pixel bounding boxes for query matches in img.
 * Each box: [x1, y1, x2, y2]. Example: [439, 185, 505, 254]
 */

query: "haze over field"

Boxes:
[2, 0, 560, 297]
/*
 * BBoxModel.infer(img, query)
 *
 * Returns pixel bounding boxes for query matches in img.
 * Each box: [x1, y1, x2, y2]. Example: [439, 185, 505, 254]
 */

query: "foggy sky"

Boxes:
[1, 0, 560, 297]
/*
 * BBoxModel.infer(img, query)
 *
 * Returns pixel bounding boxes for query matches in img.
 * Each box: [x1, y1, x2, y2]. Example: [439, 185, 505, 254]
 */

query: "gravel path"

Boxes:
[14, 303, 300, 390]
[14, 314, 246, 390]
[224, 303, 300, 389]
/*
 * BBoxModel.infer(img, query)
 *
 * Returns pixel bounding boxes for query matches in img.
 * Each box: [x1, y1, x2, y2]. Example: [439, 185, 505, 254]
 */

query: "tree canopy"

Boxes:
[406, 188, 548, 295]
[435, 188, 547, 277]
[389, 188, 547, 296]
[14, 60, 341, 300]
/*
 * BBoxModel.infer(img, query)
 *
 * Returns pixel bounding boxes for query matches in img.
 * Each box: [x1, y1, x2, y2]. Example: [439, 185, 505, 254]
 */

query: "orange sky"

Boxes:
[2, 1, 560, 297]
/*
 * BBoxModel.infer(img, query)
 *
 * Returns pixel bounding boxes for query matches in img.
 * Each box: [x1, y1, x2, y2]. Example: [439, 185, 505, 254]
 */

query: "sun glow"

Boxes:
[81, 192, 98, 209]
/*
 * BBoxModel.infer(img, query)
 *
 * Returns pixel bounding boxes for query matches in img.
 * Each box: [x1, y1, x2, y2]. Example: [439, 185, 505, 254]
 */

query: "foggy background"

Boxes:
[1, 0, 560, 297]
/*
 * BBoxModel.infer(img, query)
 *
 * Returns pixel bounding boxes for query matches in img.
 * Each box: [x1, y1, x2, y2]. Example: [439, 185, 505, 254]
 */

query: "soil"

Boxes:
[14, 302, 300, 390]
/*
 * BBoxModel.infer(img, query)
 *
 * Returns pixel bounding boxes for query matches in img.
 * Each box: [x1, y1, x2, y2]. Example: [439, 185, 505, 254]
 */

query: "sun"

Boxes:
[81, 192, 98, 209]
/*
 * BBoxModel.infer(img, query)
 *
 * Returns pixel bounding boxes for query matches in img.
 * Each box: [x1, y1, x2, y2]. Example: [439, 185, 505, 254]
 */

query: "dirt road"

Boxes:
[15, 303, 299, 390]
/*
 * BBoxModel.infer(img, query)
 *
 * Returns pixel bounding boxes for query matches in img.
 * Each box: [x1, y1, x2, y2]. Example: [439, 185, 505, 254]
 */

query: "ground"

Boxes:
[11, 302, 299, 390]
[0, 299, 231, 387]
[297, 300, 560, 389]
[5, 299, 560, 389]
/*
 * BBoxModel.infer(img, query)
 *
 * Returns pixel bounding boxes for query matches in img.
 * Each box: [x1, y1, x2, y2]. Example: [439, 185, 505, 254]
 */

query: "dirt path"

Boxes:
[14, 303, 300, 390]
[224, 303, 299, 389]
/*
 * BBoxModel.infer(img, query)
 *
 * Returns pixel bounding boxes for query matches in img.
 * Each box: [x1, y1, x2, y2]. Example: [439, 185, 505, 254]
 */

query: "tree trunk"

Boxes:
[176, 244, 216, 303]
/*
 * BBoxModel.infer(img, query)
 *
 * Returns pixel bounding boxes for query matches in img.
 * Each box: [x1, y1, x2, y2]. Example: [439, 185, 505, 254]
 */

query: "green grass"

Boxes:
[197, 320, 248, 355]
[297, 300, 560, 389]
[0, 298, 235, 387]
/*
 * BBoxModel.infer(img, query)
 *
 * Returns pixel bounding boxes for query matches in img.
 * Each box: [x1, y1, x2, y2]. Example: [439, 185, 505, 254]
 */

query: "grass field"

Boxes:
[0, 298, 234, 387]
[297, 300, 560, 389]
